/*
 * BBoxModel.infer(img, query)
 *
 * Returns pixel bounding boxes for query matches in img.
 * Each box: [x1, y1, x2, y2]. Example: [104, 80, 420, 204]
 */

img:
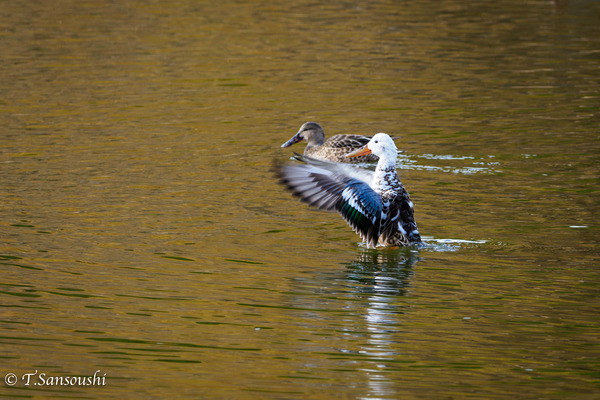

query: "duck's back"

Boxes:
[306, 134, 378, 163]
[378, 187, 421, 246]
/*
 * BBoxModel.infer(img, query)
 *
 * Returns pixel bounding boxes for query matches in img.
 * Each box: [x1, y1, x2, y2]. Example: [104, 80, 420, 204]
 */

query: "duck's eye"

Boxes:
[374, 140, 378, 143]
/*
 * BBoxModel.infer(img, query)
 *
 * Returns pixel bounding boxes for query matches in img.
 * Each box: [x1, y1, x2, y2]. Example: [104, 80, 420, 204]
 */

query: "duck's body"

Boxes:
[278, 133, 421, 248]
[281, 122, 378, 163]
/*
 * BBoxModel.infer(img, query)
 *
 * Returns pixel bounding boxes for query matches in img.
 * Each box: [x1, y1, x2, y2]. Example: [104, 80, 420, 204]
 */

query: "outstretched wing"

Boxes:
[291, 153, 375, 184]
[278, 160, 382, 247]
[278, 162, 346, 210]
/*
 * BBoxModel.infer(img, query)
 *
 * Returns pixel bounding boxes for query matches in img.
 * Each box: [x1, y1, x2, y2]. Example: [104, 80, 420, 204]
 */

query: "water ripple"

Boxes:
[420, 237, 489, 252]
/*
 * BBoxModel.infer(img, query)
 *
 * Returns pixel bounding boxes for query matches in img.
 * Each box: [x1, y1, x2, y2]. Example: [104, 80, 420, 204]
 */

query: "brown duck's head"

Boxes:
[281, 121, 326, 148]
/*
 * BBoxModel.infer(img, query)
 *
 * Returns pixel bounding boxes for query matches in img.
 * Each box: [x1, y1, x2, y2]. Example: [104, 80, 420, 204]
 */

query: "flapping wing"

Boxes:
[277, 159, 382, 247]
[279, 162, 346, 210]
[292, 153, 375, 185]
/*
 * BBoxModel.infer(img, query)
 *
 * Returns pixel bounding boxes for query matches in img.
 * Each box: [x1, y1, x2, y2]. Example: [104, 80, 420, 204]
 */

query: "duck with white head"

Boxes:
[278, 133, 421, 248]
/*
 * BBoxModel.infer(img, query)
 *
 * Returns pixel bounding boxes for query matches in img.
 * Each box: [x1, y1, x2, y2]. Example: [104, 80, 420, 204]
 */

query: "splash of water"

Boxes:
[419, 237, 488, 252]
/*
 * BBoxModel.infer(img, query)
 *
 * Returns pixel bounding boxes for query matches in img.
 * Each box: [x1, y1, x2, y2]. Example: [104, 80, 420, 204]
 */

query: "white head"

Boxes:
[346, 133, 397, 161]
[366, 133, 397, 157]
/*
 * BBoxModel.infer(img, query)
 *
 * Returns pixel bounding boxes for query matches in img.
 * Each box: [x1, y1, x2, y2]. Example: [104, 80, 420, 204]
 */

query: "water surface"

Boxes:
[1, 0, 599, 398]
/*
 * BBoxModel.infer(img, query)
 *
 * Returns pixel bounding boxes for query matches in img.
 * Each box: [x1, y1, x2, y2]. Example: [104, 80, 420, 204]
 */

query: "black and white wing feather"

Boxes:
[291, 153, 375, 183]
[278, 158, 383, 247]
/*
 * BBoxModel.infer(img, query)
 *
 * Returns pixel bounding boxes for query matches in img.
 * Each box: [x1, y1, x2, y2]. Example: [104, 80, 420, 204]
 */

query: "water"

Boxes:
[1, 0, 599, 398]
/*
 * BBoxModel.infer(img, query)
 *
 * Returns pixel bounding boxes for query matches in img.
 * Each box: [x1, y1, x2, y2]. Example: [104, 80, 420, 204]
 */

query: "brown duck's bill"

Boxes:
[345, 145, 372, 158]
[281, 132, 303, 148]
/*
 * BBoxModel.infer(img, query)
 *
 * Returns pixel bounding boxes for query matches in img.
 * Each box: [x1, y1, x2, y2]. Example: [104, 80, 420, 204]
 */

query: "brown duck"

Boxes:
[281, 122, 378, 163]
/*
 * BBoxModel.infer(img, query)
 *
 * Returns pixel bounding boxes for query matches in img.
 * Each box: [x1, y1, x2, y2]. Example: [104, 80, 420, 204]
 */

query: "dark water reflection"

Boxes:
[1, 0, 599, 398]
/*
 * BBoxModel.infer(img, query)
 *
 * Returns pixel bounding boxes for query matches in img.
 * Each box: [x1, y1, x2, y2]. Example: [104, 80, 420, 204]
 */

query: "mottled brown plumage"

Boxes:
[281, 122, 379, 163]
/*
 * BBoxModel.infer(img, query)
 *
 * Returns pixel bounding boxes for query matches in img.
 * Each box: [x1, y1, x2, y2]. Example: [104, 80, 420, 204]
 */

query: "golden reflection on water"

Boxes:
[1, 0, 599, 398]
